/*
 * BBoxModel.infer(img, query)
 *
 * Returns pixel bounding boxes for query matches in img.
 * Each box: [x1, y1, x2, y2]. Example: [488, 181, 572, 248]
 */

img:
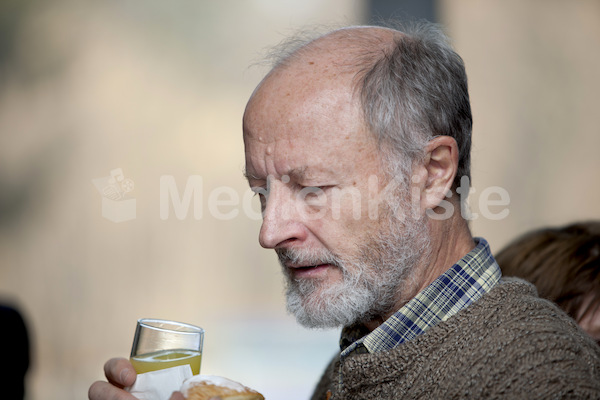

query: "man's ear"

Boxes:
[419, 136, 458, 210]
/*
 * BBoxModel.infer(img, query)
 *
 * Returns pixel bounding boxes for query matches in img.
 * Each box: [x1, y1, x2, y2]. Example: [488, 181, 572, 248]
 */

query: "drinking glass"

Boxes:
[130, 318, 204, 375]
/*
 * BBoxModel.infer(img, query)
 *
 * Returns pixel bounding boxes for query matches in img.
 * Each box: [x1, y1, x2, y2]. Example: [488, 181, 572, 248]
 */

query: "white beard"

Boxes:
[277, 208, 431, 329]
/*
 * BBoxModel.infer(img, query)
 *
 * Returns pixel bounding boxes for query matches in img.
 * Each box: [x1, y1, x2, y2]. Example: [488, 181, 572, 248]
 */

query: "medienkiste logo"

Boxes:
[91, 171, 511, 223]
[92, 168, 136, 222]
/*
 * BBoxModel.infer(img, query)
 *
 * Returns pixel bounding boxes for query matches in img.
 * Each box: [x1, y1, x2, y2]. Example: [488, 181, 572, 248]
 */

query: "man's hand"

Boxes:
[88, 357, 138, 400]
[88, 358, 189, 400]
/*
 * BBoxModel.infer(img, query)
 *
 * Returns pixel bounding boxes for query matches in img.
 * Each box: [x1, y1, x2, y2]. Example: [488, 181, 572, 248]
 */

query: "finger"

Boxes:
[169, 391, 186, 400]
[104, 357, 137, 388]
[88, 380, 137, 400]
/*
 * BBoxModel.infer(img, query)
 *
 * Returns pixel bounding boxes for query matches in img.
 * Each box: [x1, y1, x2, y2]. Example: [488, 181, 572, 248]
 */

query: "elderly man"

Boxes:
[90, 23, 600, 400]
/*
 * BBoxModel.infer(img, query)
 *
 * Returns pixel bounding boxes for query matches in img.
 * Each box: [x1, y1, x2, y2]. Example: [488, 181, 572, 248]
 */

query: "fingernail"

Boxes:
[120, 368, 130, 383]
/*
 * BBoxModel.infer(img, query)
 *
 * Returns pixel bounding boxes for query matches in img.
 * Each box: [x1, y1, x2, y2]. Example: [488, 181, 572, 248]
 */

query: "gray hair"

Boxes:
[357, 22, 472, 190]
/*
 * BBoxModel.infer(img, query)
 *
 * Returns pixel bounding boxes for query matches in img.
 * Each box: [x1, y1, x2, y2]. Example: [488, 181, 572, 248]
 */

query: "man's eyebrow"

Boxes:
[242, 168, 306, 181]
[242, 166, 325, 183]
[286, 167, 308, 181]
[288, 166, 337, 182]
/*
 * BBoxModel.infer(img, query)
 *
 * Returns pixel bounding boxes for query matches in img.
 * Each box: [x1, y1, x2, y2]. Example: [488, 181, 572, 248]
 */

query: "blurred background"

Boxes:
[0, 0, 598, 399]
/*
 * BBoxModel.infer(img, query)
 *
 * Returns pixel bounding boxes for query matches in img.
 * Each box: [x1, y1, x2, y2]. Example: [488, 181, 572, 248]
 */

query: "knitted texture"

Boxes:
[311, 278, 600, 399]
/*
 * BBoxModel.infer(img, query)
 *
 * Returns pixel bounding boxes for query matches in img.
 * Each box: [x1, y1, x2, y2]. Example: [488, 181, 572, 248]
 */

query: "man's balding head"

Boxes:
[251, 23, 472, 190]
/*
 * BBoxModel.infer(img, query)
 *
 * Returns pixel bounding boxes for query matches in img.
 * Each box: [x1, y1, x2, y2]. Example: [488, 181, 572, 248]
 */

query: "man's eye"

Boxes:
[250, 187, 268, 209]
[301, 185, 332, 193]
[298, 186, 328, 203]
[258, 194, 267, 211]
[251, 186, 268, 196]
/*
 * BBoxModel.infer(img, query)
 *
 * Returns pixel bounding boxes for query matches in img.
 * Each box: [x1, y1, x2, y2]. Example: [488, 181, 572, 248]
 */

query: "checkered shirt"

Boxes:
[340, 237, 501, 357]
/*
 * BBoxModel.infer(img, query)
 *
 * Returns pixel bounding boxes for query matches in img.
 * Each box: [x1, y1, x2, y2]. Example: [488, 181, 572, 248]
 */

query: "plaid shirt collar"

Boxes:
[340, 237, 501, 357]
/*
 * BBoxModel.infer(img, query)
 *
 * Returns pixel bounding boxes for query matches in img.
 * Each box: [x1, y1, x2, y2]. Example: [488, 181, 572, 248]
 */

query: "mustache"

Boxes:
[276, 247, 342, 269]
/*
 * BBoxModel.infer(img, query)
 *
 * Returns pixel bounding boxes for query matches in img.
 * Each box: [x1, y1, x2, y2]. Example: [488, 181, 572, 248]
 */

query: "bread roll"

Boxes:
[181, 375, 264, 400]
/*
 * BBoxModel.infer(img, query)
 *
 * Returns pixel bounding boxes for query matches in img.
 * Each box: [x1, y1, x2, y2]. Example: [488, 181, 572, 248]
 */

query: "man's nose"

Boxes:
[258, 182, 306, 249]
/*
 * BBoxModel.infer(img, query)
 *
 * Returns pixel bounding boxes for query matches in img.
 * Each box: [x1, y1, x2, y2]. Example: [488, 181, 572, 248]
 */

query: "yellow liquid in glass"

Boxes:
[130, 349, 202, 375]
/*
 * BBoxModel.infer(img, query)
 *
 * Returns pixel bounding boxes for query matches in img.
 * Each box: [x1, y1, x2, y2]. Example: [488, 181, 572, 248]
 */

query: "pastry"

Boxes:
[181, 375, 264, 400]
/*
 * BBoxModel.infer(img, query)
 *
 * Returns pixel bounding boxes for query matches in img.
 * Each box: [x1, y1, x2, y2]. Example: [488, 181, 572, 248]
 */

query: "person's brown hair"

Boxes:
[496, 221, 600, 323]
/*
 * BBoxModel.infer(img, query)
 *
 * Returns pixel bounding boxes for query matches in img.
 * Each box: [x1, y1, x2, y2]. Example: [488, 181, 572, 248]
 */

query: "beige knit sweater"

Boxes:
[311, 278, 600, 399]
